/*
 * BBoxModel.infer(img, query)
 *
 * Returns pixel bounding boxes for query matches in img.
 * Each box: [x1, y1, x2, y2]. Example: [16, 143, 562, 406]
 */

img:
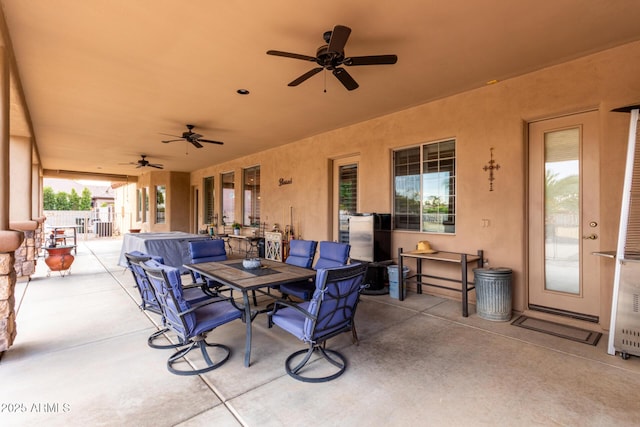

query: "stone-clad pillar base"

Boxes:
[0, 230, 24, 352]
[10, 220, 39, 278]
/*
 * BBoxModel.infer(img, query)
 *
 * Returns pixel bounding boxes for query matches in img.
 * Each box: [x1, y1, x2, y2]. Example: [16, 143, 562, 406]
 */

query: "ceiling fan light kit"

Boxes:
[267, 24, 397, 91]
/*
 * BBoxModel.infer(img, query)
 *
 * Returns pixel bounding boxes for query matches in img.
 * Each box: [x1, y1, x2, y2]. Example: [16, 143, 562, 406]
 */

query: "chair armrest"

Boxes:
[178, 295, 231, 317]
[267, 299, 316, 328]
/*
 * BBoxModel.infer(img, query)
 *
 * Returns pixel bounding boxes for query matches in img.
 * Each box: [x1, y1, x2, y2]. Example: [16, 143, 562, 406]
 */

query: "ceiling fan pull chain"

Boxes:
[324, 69, 327, 93]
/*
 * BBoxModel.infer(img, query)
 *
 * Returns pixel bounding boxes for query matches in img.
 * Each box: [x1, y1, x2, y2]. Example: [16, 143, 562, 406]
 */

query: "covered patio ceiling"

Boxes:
[2, 0, 640, 180]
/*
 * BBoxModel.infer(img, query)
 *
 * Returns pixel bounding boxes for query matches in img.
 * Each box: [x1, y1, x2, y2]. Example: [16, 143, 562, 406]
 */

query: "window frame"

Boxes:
[155, 185, 166, 224]
[203, 176, 215, 224]
[221, 171, 235, 226]
[393, 138, 457, 234]
[243, 165, 261, 227]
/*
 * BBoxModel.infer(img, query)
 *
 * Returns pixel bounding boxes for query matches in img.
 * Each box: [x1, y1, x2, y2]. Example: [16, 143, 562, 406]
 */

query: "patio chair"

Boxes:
[188, 239, 227, 288]
[268, 263, 367, 382]
[141, 259, 243, 375]
[125, 251, 212, 349]
[278, 239, 318, 300]
[124, 251, 165, 314]
[188, 239, 258, 306]
[280, 241, 349, 301]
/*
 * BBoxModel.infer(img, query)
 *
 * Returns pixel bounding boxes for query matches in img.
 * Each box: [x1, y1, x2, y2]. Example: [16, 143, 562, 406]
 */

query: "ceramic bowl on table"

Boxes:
[243, 258, 261, 269]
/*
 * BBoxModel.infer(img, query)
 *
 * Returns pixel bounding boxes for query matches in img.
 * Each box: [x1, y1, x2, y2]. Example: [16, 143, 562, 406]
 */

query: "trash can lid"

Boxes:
[473, 267, 512, 275]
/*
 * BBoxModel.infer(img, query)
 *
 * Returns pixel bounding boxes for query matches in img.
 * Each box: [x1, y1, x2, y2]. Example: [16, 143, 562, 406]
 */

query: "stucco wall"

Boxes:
[186, 41, 640, 328]
[127, 171, 190, 233]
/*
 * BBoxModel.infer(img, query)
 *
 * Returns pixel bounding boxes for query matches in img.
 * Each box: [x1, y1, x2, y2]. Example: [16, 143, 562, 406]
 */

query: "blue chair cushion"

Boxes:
[189, 239, 226, 263]
[306, 265, 362, 341]
[314, 241, 350, 270]
[286, 240, 317, 268]
[143, 259, 196, 336]
[270, 301, 311, 341]
[191, 301, 242, 336]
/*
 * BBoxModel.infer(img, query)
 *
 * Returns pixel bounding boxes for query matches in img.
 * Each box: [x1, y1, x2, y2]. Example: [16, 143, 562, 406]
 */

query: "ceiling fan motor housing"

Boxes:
[316, 45, 345, 69]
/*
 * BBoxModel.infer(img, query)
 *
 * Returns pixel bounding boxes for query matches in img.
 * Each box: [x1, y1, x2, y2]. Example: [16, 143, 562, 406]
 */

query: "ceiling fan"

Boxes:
[161, 124, 224, 148]
[267, 24, 397, 91]
[124, 155, 163, 169]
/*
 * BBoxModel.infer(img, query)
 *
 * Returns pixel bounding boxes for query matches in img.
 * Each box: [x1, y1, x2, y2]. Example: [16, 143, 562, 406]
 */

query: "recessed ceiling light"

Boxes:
[486, 79, 499, 85]
[237, 89, 250, 95]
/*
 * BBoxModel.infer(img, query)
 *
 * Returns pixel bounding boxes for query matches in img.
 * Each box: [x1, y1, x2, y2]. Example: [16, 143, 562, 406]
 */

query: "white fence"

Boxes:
[44, 209, 118, 238]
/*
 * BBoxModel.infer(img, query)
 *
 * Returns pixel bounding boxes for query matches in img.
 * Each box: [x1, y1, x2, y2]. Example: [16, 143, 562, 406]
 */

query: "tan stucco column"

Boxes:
[0, 46, 8, 231]
[8, 135, 39, 278]
[0, 46, 22, 351]
[10, 135, 33, 221]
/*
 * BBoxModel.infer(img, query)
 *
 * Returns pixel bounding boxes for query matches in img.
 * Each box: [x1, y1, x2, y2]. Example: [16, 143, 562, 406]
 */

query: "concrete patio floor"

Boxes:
[1, 238, 639, 426]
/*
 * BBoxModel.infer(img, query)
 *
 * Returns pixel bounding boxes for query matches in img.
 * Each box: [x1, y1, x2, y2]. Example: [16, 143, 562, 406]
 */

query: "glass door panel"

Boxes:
[544, 128, 580, 294]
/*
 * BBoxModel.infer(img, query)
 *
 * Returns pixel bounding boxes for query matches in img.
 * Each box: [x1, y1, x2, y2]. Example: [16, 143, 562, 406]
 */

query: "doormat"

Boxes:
[511, 315, 602, 346]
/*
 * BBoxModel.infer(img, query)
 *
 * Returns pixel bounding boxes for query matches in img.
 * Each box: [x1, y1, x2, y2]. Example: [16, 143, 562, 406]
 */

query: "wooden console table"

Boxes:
[398, 248, 484, 317]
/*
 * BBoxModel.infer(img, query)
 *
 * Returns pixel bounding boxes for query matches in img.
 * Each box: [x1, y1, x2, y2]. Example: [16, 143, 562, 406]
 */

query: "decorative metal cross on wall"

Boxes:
[483, 147, 500, 191]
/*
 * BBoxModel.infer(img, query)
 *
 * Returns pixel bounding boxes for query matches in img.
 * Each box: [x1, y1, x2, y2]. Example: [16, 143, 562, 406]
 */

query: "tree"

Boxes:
[43, 187, 56, 210]
[80, 188, 92, 210]
[69, 188, 80, 210]
[54, 191, 71, 210]
[43, 184, 93, 211]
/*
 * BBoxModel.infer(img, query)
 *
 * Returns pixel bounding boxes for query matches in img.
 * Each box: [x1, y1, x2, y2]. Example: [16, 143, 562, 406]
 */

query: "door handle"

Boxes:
[582, 234, 598, 240]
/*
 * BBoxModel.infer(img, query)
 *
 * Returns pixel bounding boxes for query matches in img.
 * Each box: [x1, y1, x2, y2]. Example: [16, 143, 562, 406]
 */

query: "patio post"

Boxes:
[0, 45, 24, 351]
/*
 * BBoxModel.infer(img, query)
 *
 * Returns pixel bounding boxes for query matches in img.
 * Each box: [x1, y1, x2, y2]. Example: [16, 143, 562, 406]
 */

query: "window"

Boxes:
[338, 163, 358, 243]
[221, 172, 235, 226]
[393, 139, 456, 233]
[203, 176, 215, 224]
[155, 185, 166, 224]
[144, 188, 150, 223]
[136, 189, 142, 222]
[243, 166, 261, 226]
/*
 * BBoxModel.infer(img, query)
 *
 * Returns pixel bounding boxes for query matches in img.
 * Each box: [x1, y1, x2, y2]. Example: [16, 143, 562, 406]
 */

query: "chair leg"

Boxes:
[285, 344, 347, 383]
[167, 336, 231, 376]
[351, 322, 359, 346]
[147, 327, 182, 349]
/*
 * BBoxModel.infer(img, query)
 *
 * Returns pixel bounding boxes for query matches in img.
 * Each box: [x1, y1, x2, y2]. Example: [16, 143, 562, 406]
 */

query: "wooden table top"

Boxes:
[184, 258, 316, 291]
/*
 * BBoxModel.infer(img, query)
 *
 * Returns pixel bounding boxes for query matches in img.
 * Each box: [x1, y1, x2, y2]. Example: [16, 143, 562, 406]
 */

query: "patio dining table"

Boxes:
[183, 258, 316, 367]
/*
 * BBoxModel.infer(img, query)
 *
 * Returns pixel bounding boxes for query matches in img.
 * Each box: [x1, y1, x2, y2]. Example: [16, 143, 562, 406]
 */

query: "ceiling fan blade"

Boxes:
[267, 50, 316, 62]
[191, 140, 203, 149]
[148, 164, 164, 169]
[328, 25, 351, 53]
[333, 68, 359, 91]
[288, 67, 323, 86]
[198, 139, 224, 145]
[162, 139, 183, 143]
[345, 54, 398, 66]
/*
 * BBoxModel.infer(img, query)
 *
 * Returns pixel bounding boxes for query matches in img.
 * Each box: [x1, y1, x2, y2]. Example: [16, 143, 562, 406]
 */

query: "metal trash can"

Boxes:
[473, 268, 513, 321]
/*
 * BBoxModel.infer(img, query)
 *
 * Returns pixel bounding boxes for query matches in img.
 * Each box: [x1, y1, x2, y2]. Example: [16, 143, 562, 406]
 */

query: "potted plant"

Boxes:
[232, 222, 241, 235]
